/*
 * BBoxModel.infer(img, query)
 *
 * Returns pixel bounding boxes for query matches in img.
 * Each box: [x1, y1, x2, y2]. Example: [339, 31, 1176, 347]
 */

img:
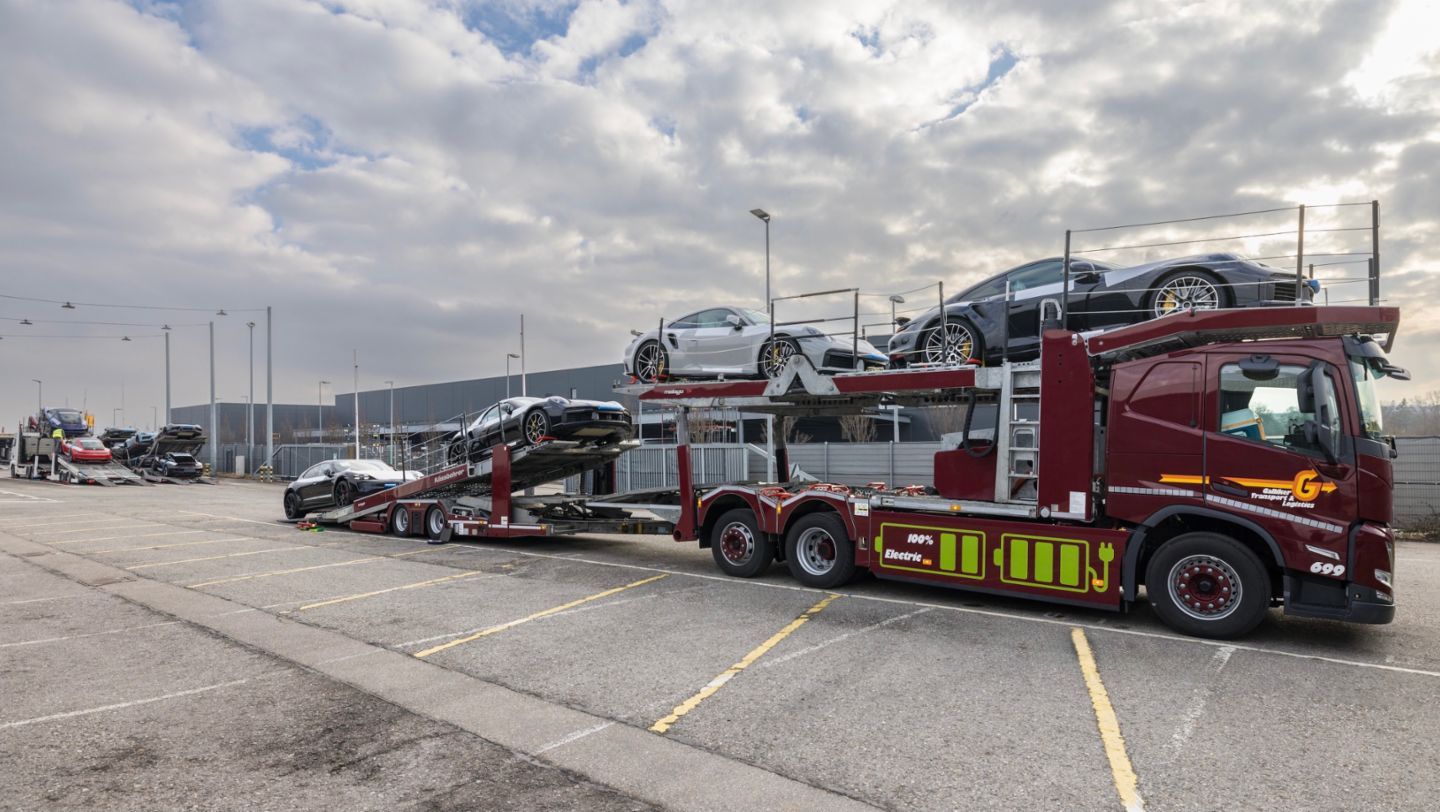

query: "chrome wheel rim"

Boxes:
[795, 527, 838, 577]
[428, 509, 445, 536]
[635, 342, 665, 382]
[1168, 554, 1242, 621]
[923, 323, 975, 364]
[393, 507, 409, 533]
[761, 340, 797, 378]
[719, 521, 755, 565]
[524, 412, 547, 444]
[1154, 275, 1221, 316]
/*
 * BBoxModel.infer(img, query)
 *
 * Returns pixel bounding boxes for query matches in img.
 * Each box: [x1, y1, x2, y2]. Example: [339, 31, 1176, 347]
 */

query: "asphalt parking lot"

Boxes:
[3, 477, 1438, 811]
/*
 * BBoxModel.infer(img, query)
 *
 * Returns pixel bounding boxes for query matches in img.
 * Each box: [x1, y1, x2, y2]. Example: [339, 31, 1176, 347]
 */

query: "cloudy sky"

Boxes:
[1, 0, 1437, 430]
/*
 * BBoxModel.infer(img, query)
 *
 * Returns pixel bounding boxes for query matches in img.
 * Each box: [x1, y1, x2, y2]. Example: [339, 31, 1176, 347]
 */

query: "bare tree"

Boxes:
[838, 413, 877, 443]
[780, 415, 811, 445]
[924, 404, 971, 437]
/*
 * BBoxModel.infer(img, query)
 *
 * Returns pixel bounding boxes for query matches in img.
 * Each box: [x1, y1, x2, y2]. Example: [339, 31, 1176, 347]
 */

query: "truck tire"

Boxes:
[710, 508, 772, 578]
[784, 512, 855, 589]
[1145, 532, 1270, 639]
[424, 505, 447, 541]
[390, 505, 411, 536]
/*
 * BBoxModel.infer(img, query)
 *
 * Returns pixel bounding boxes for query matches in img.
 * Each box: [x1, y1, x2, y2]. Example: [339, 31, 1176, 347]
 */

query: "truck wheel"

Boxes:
[390, 505, 411, 536]
[710, 508, 772, 578]
[1145, 532, 1270, 639]
[424, 505, 447, 541]
[784, 512, 855, 589]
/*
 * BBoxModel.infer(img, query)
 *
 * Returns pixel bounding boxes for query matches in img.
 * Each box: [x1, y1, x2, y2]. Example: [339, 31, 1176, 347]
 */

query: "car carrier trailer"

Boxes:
[6, 429, 146, 485]
[618, 305, 1406, 639]
[298, 438, 679, 541]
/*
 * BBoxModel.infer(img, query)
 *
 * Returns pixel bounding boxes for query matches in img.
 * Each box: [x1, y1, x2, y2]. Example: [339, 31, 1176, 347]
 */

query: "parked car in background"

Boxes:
[151, 452, 201, 479]
[120, 431, 156, 463]
[156, 423, 205, 441]
[886, 254, 1316, 365]
[98, 427, 137, 450]
[283, 459, 424, 519]
[42, 408, 88, 437]
[624, 305, 889, 382]
[59, 436, 112, 463]
[445, 396, 632, 466]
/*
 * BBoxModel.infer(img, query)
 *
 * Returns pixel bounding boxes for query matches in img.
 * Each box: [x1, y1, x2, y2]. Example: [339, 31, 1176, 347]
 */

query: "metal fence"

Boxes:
[614, 444, 751, 492]
[786, 442, 941, 488]
[1396, 436, 1440, 529]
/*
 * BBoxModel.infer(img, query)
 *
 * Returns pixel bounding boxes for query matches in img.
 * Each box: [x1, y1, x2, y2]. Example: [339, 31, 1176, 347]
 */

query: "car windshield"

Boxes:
[171, 454, 195, 463]
[76, 438, 104, 449]
[739, 308, 770, 324]
[52, 409, 83, 422]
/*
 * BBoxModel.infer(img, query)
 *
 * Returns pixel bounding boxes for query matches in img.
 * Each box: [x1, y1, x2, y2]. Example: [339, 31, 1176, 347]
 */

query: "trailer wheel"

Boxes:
[424, 505, 447, 541]
[784, 512, 855, 589]
[1145, 532, 1269, 639]
[710, 508, 771, 578]
[283, 491, 303, 520]
[390, 506, 411, 536]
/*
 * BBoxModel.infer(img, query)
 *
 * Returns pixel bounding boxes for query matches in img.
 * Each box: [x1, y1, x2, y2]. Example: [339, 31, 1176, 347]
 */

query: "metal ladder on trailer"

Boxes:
[988, 363, 1042, 505]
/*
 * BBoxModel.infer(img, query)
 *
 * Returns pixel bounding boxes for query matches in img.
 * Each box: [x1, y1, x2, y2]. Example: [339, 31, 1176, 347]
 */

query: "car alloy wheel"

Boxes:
[1153, 274, 1221, 316]
[524, 411, 550, 444]
[759, 337, 799, 378]
[634, 340, 667, 382]
[922, 322, 976, 365]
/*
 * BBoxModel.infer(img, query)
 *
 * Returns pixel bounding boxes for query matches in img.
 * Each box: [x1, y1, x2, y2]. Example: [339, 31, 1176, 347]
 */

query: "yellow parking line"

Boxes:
[413, 574, 668, 659]
[125, 546, 306, 570]
[1071, 627, 1145, 812]
[650, 593, 841, 735]
[187, 546, 444, 588]
[289, 571, 499, 612]
[89, 537, 253, 555]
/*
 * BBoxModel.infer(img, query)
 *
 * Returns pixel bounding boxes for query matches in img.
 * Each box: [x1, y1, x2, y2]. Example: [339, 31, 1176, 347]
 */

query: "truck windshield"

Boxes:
[1349, 358, 1386, 440]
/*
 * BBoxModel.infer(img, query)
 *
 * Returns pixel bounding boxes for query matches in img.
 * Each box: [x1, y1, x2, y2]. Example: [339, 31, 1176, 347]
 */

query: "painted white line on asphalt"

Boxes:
[756, 608, 933, 670]
[0, 594, 89, 606]
[1164, 646, 1235, 761]
[0, 620, 182, 649]
[125, 545, 313, 570]
[7, 517, 112, 529]
[32, 524, 164, 536]
[0, 491, 62, 504]
[0, 673, 288, 731]
[535, 721, 615, 755]
[439, 542, 1440, 680]
[181, 510, 292, 527]
[51, 530, 210, 545]
[88, 537, 255, 555]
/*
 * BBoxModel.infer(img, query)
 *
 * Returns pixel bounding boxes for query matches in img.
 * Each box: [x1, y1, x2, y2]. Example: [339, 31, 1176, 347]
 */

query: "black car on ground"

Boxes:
[151, 452, 201, 479]
[445, 396, 632, 466]
[283, 459, 423, 519]
[886, 253, 1315, 365]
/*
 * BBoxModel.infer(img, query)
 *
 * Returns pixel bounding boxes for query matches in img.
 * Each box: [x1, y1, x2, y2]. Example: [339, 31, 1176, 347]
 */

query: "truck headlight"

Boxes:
[1375, 569, 1392, 588]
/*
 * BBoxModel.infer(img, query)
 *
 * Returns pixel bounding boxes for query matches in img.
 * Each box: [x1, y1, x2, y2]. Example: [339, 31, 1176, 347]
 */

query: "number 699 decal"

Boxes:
[1310, 561, 1346, 577]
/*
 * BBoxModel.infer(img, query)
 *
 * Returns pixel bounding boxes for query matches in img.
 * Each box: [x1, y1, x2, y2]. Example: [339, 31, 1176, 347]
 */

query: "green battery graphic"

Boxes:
[875, 523, 985, 580]
[995, 534, 1114, 594]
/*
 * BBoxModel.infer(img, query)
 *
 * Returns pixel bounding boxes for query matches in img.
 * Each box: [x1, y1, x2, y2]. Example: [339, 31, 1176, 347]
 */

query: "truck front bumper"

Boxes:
[1283, 576, 1395, 625]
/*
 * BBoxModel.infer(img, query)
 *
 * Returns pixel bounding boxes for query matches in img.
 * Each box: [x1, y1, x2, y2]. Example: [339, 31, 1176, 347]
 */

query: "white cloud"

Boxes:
[1, 0, 1439, 431]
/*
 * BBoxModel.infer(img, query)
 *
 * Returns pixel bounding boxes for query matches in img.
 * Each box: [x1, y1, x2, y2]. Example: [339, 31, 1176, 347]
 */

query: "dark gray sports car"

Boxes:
[445, 396, 632, 466]
[887, 253, 1316, 365]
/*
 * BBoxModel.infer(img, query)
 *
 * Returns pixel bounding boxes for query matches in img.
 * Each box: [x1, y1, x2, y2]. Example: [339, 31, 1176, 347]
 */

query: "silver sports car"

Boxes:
[623, 306, 888, 382]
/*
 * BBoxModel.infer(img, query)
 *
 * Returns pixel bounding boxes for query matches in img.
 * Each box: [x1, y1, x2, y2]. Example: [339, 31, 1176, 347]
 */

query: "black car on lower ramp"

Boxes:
[446, 396, 632, 466]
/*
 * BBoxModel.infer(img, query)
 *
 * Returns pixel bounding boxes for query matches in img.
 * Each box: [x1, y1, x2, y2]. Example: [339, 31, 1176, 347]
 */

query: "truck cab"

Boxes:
[1105, 332, 1405, 634]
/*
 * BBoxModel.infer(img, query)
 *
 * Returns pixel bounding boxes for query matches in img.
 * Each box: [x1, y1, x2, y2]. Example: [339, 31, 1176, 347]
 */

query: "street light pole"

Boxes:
[266, 305, 273, 472]
[384, 380, 394, 465]
[506, 353, 520, 398]
[209, 321, 217, 477]
[163, 327, 171, 424]
[519, 315, 527, 396]
[247, 321, 255, 474]
[318, 380, 330, 443]
[353, 349, 360, 457]
[750, 209, 771, 310]
[32, 379, 41, 417]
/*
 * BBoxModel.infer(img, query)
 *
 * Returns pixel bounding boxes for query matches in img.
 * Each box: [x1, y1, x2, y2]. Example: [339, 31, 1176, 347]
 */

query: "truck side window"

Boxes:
[1217, 363, 1338, 455]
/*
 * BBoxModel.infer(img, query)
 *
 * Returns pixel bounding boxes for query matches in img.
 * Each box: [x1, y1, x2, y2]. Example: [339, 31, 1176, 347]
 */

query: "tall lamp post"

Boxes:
[318, 380, 330, 443]
[505, 353, 520, 398]
[384, 380, 395, 465]
[889, 294, 905, 327]
[246, 321, 255, 474]
[162, 325, 172, 424]
[352, 350, 360, 457]
[519, 315, 527, 396]
[750, 208, 771, 310]
[32, 379, 42, 417]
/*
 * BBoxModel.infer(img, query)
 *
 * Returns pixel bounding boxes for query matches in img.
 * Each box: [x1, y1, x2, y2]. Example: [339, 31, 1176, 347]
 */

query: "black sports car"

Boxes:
[886, 253, 1316, 365]
[283, 459, 423, 519]
[445, 396, 632, 466]
[151, 452, 201, 479]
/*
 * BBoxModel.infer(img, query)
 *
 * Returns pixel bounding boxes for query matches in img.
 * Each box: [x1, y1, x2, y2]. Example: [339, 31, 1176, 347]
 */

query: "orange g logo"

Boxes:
[1291, 470, 1324, 502]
